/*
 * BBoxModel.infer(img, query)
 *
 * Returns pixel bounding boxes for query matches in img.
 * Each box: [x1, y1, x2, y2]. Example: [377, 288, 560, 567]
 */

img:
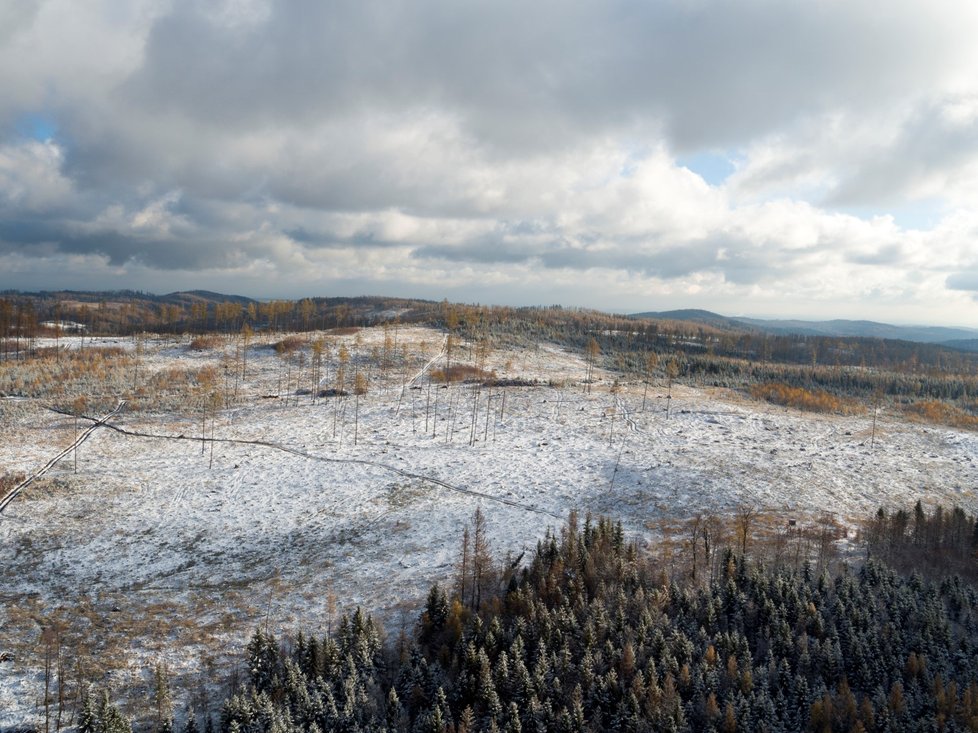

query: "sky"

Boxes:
[2, 1, 978, 326]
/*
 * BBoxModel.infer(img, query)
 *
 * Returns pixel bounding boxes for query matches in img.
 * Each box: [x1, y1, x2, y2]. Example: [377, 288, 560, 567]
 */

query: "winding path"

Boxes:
[52, 407, 561, 519]
[0, 402, 125, 515]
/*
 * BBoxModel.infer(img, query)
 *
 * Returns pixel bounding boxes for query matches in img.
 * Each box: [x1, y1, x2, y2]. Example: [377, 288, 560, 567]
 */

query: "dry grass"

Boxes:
[430, 364, 495, 383]
[749, 382, 861, 415]
[273, 335, 307, 354]
[903, 399, 978, 430]
[0, 471, 26, 496]
[188, 335, 222, 351]
[0, 348, 135, 405]
[0, 588, 257, 730]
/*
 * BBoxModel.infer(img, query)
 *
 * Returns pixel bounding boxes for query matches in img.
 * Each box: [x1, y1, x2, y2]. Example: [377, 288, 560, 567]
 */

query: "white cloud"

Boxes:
[0, 140, 73, 209]
[2, 0, 978, 324]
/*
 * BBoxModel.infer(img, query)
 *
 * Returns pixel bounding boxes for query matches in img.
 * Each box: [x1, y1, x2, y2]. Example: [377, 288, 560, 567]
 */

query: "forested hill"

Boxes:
[5, 291, 978, 389]
[0, 291, 441, 334]
[631, 309, 978, 346]
[81, 507, 978, 733]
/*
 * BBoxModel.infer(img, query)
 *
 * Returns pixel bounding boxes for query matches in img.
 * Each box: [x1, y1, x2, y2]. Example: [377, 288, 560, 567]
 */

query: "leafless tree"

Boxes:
[72, 396, 87, 473]
[642, 351, 659, 412]
[736, 504, 757, 557]
[354, 371, 368, 446]
[665, 358, 680, 419]
[584, 337, 600, 394]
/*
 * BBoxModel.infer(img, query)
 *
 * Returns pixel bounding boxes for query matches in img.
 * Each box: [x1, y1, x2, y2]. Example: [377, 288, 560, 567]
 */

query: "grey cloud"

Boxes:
[414, 229, 794, 286]
[410, 220, 564, 264]
[827, 98, 978, 207]
[284, 226, 405, 249]
[284, 227, 333, 246]
[21, 0, 976, 214]
[0, 215, 247, 270]
[1, 0, 976, 321]
[0, 4, 38, 45]
[528, 236, 780, 285]
[115, 0, 971, 156]
[44, 0, 968, 230]
[122, 3, 400, 130]
[412, 241, 538, 265]
[845, 244, 905, 266]
[946, 272, 978, 292]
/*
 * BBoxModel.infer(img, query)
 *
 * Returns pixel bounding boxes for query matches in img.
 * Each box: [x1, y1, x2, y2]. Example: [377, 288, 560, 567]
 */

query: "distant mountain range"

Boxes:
[0, 288, 259, 306]
[631, 309, 978, 351]
[5, 289, 977, 353]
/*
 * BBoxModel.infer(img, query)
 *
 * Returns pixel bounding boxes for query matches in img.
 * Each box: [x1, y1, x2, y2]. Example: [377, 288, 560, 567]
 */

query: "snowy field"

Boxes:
[2, 325, 977, 727]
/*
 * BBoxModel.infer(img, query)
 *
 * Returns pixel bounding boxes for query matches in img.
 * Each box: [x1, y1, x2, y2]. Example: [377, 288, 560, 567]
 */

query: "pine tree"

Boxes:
[457, 706, 476, 733]
[154, 663, 174, 733]
[385, 687, 404, 731]
[182, 707, 199, 733]
[93, 690, 132, 733]
[78, 686, 97, 733]
[503, 701, 522, 733]
[247, 629, 279, 694]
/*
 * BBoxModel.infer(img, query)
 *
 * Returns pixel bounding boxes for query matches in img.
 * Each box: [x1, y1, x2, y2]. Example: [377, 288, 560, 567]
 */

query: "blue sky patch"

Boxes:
[837, 198, 945, 232]
[677, 151, 738, 186]
[16, 113, 58, 142]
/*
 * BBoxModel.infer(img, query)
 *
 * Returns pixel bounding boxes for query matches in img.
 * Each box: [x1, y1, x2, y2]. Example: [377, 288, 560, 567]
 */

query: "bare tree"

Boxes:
[665, 358, 680, 419]
[870, 385, 884, 450]
[425, 372, 432, 434]
[642, 351, 659, 412]
[207, 390, 221, 469]
[41, 626, 60, 733]
[468, 384, 481, 446]
[221, 356, 234, 411]
[702, 513, 726, 584]
[72, 396, 87, 473]
[687, 514, 704, 583]
[197, 370, 218, 455]
[153, 662, 173, 733]
[584, 337, 600, 394]
[445, 304, 459, 374]
[736, 504, 757, 557]
[333, 345, 350, 440]
[456, 525, 470, 606]
[354, 371, 368, 446]
[311, 338, 324, 404]
[470, 507, 492, 611]
[240, 323, 252, 380]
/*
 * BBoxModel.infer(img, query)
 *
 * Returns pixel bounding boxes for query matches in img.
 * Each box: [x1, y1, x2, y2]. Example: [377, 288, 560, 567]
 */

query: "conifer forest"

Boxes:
[7, 2, 978, 731]
[1, 292, 977, 732]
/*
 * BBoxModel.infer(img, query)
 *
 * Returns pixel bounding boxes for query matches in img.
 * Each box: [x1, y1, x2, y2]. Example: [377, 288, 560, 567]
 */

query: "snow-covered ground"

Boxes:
[1, 326, 976, 727]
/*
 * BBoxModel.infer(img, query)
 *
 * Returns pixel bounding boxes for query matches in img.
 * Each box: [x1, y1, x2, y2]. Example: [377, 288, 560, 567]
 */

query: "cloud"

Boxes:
[1, 0, 978, 323]
[112, 1, 978, 151]
[0, 140, 73, 210]
[946, 272, 978, 292]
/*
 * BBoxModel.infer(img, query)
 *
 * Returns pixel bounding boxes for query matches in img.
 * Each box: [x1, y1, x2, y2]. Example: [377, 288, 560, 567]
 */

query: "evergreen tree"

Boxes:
[77, 686, 97, 733]
[182, 708, 198, 733]
[141, 505, 978, 732]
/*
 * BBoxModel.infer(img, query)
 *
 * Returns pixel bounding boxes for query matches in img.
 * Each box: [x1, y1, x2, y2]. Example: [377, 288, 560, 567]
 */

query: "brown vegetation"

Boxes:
[0, 347, 133, 406]
[272, 335, 307, 354]
[0, 471, 26, 497]
[902, 399, 978, 429]
[749, 382, 861, 414]
[651, 508, 848, 583]
[430, 364, 494, 383]
[187, 336, 221, 351]
[863, 501, 978, 583]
